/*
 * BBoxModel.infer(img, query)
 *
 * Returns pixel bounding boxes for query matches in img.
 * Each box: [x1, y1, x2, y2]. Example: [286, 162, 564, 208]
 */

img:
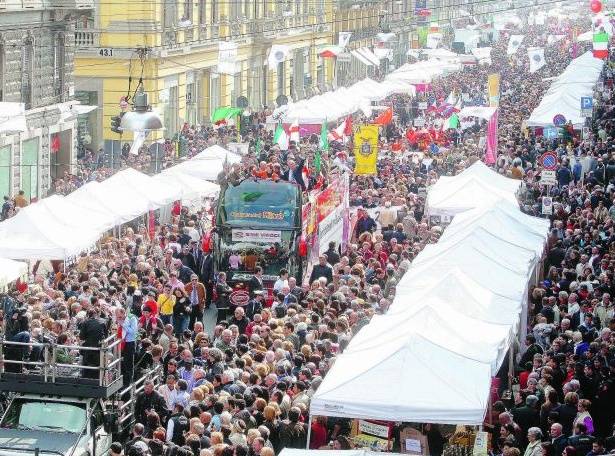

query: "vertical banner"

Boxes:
[353, 125, 379, 175]
[217, 41, 239, 75]
[485, 109, 499, 164]
[488, 73, 500, 107]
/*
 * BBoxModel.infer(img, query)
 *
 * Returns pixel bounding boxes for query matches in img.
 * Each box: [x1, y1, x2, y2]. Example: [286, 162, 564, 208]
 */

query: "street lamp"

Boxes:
[120, 86, 163, 132]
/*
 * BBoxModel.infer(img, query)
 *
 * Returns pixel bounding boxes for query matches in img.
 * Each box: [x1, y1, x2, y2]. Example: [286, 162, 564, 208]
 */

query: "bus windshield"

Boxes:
[217, 228, 295, 277]
[218, 180, 300, 229]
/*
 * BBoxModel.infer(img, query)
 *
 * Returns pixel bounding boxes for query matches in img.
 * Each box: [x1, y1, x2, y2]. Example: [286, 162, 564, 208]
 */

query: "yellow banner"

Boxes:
[353, 125, 379, 175]
[488, 73, 500, 107]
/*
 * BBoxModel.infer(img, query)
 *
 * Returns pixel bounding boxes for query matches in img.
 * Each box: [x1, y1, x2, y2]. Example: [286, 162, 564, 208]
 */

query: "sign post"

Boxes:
[580, 96, 593, 118]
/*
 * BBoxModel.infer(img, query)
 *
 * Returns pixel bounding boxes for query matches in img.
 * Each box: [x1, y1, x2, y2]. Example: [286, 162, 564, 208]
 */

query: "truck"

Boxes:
[0, 334, 160, 456]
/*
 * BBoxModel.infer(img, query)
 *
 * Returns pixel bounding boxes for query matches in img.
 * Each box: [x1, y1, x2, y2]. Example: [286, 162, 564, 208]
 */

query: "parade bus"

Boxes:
[213, 179, 305, 301]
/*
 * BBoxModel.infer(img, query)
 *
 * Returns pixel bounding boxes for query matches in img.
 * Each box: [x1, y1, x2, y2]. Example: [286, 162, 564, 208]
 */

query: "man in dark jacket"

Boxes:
[282, 158, 307, 191]
[511, 395, 540, 447]
[309, 255, 333, 284]
[550, 423, 568, 456]
[278, 407, 308, 449]
[79, 308, 108, 379]
[134, 380, 168, 425]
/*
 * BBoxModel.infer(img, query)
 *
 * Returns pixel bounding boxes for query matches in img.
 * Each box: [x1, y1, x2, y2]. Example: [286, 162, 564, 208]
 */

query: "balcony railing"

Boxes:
[74, 29, 99, 47]
[0, 0, 92, 8]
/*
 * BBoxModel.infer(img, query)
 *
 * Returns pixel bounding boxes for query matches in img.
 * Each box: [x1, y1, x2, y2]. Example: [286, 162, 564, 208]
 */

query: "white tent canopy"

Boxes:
[154, 168, 220, 204]
[0, 203, 101, 259]
[0, 258, 28, 288]
[191, 145, 242, 163]
[437, 161, 521, 194]
[281, 450, 404, 456]
[527, 51, 604, 128]
[310, 333, 492, 424]
[273, 78, 414, 123]
[101, 168, 181, 210]
[394, 269, 523, 326]
[348, 303, 512, 374]
[427, 176, 519, 217]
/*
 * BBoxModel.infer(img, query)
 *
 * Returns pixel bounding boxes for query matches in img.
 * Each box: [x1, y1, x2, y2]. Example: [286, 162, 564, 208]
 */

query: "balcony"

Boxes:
[74, 29, 99, 47]
[0, 0, 92, 9]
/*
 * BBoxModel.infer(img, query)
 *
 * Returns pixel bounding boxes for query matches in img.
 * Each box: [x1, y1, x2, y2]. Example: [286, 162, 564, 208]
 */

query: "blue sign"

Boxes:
[544, 128, 558, 139]
[581, 97, 593, 110]
[553, 114, 566, 127]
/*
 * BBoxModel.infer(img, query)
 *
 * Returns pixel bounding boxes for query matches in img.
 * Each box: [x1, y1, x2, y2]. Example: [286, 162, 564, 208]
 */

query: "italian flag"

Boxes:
[273, 123, 289, 150]
[445, 113, 460, 129]
[593, 31, 609, 59]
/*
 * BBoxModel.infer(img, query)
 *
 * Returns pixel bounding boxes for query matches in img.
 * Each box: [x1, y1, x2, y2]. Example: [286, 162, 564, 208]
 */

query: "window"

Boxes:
[211, 0, 217, 23]
[21, 37, 34, 109]
[163, 0, 177, 28]
[230, 0, 239, 20]
[53, 33, 66, 101]
[184, 0, 192, 20]
[0, 40, 5, 101]
[21, 138, 38, 201]
[1, 399, 86, 434]
[0, 146, 11, 198]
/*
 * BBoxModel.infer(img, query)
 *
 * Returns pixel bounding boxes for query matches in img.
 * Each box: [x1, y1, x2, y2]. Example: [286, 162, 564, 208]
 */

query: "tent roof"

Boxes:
[427, 177, 518, 216]
[395, 268, 522, 325]
[348, 303, 512, 373]
[414, 227, 536, 276]
[100, 168, 181, 210]
[155, 168, 220, 202]
[310, 332, 492, 424]
[527, 51, 604, 128]
[437, 161, 520, 194]
[0, 203, 100, 259]
[0, 258, 27, 288]
[192, 145, 242, 163]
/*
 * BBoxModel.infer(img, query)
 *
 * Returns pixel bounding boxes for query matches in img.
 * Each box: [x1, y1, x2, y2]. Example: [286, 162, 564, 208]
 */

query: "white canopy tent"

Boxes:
[347, 303, 512, 374]
[154, 169, 220, 206]
[527, 51, 604, 128]
[394, 268, 523, 327]
[67, 181, 152, 226]
[436, 161, 521, 194]
[413, 227, 537, 277]
[281, 450, 405, 456]
[442, 203, 548, 257]
[0, 203, 101, 259]
[310, 333, 492, 424]
[27, 194, 117, 234]
[426, 176, 519, 218]
[191, 145, 242, 163]
[0, 258, 28, 288]
[273, 78, 414, 123]
[100, 168, 181, 210]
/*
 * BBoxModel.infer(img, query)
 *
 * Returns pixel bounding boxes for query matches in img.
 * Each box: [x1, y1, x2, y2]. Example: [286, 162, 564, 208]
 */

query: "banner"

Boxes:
[485, 109, 498, 165]
[488, 73, 500, 107]
[217, 41, 238, 75]
[507, 34, 524, 55]
[353, 125, 379, 175]
[338, 31, 352, 48]
[528, 47, 546, 73]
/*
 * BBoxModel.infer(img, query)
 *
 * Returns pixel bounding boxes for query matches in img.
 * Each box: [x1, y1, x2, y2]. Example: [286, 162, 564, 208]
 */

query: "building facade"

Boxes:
[0, 0, 91, 200]
[74, 0, 334, 152]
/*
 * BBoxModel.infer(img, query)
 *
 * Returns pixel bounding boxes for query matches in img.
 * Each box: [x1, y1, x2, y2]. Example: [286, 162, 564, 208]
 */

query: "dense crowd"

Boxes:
[2, 8, 615, 456]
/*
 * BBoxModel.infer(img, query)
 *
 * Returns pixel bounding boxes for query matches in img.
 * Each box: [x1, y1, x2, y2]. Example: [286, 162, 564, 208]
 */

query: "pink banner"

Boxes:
[485, 109, 498, 165]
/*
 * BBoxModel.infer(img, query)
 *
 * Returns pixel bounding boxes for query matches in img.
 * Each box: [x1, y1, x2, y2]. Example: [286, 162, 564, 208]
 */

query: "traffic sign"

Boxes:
[540, 151, 558, 171]
[541, 170, 557, 186]
[542, 196, 553, 215]
[581, 96, 593, 118]
[553, 114, 566, 127]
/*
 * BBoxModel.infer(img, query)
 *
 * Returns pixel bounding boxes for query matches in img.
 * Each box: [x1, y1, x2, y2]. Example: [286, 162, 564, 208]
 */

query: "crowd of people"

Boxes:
[2, 6, 615, 456]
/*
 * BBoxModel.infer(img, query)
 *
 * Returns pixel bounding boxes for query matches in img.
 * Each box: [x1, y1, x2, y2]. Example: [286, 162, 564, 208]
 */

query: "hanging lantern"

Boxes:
[590, 0, 602, 13]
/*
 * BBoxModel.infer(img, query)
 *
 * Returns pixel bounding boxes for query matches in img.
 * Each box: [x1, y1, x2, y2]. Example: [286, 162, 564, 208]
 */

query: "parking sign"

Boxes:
[581, 97, 593, 118]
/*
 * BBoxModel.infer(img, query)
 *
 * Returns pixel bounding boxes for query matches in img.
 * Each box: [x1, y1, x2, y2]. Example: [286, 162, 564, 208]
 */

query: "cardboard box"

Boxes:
[400, 427, 430, 456]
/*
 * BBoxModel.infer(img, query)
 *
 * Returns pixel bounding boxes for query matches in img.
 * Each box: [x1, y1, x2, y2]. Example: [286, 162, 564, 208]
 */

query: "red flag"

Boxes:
[406, 128, 417, 144]
[374, 107, 393, 125]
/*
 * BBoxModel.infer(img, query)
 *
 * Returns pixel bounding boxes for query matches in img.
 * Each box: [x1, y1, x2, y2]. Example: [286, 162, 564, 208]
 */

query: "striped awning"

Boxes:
[351, 47, 381, 66]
